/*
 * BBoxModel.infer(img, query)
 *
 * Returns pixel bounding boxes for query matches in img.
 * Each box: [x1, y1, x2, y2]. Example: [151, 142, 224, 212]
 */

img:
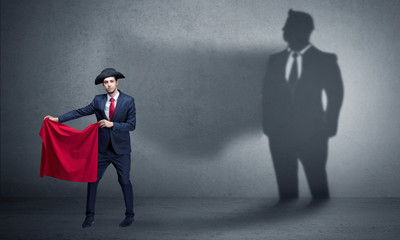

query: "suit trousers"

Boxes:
[268, 131, 329, 200]
[86, 143, 134, 217]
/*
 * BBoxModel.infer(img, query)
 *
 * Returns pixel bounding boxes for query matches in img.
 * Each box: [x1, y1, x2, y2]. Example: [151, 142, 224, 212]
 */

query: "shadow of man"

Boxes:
[262, 9, 344, 201]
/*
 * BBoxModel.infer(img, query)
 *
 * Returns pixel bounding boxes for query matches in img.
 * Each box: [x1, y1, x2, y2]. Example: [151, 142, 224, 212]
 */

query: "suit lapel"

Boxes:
[112, 91, 125, 121]
[277, 50, 290, 83]
[300, 46, 317, 81]
[99, 94, 108, 119]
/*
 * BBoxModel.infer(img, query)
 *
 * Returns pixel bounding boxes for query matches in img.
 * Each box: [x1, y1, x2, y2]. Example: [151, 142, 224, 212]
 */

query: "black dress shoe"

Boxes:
[82, 216, 94, 228]
[119, 216, 134, 227]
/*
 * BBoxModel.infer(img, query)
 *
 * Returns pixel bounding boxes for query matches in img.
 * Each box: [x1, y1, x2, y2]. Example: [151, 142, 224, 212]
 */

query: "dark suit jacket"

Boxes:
[262, 46, 343, 138]
[58, 91, 136, 154]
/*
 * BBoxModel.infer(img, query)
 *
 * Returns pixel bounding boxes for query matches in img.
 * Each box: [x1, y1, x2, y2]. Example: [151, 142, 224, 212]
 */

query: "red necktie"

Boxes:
[109, 98, 115, 121]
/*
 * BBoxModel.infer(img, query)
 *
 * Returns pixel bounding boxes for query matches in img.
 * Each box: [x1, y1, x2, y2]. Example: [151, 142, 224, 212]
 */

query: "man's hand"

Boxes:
[44, 115, 59, 122]
[98, 119, 114, 128]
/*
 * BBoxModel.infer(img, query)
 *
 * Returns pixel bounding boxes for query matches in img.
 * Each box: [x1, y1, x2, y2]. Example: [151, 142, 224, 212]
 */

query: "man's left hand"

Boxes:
[98, 119, 114, 128]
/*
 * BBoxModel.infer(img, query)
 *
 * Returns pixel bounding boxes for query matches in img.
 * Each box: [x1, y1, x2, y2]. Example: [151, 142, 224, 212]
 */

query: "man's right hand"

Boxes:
[44, 115, 59, 122]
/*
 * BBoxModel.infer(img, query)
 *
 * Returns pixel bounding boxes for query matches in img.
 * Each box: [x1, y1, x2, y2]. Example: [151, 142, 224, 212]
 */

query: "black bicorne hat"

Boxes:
[95, 68, 125, 85]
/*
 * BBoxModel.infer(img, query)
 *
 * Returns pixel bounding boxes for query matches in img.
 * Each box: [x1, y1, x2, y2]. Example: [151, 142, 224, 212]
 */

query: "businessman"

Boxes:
[262, 10, 344, 201]
[45, 68, 136, 227]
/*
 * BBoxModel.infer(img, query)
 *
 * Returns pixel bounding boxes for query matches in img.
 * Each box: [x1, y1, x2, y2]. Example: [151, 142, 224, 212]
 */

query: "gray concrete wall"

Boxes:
[1, 0, 400, 198]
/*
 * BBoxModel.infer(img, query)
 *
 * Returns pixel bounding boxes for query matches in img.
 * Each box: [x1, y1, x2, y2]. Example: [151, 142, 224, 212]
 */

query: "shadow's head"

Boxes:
[283, 9, 314, 50]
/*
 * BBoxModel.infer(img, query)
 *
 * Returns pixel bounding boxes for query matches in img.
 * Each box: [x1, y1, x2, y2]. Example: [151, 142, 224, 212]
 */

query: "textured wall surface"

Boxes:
[1, 0, 400, 198]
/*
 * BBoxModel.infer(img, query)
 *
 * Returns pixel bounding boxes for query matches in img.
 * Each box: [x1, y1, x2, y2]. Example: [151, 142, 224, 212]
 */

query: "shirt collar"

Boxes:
[107, 90, 120, 102]
[287, 44, 312, 55]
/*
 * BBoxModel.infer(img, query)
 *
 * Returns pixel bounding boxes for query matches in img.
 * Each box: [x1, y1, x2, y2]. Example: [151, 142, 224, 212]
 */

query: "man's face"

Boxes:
[282, 18, 312, 50]
[103, 77, 118, 95]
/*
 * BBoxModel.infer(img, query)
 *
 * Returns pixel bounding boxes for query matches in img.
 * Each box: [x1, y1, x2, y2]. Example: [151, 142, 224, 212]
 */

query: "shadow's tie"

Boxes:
[288, 52, 299, 89]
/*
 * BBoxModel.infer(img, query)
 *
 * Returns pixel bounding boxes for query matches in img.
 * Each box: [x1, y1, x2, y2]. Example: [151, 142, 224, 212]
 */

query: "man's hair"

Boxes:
[284, 9, 314, 32]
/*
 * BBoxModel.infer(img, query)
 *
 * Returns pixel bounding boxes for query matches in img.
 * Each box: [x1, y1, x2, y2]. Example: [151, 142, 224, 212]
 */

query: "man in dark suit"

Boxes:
[45, 68, 136, 227]
[262, 10, 344, 201]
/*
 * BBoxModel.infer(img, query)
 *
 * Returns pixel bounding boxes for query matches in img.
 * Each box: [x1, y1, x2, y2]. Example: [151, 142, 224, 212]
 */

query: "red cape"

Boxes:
[39, 119, 98, 182]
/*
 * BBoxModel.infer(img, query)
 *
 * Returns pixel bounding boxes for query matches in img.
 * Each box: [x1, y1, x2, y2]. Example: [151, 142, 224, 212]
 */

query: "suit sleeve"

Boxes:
[58, 98, 96, 123]
[324, 54, 344, 137]
[113, 98, 136, 132]
[262, 55, 276, 136]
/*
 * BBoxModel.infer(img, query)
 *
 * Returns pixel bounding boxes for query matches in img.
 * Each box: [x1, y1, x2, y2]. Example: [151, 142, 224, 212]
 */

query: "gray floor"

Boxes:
[1, 197, 400, 240]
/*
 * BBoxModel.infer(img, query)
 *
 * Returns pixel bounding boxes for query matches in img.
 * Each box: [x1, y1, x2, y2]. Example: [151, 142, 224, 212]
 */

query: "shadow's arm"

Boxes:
[324, 54, 344, 137]
[262, 55, 276, 136]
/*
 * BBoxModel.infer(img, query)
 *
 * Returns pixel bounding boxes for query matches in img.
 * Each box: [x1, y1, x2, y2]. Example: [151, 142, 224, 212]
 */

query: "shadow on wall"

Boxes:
[112, 34, 278, 157]
[262, 10, 344, 200]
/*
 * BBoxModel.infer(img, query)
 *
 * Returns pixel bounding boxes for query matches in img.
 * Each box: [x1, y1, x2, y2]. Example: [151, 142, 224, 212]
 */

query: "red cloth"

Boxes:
[39, 118, 99, 182]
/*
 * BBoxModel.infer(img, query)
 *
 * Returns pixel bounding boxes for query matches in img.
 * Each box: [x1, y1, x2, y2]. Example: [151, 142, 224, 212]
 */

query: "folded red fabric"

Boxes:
[39, 118, 98, 182]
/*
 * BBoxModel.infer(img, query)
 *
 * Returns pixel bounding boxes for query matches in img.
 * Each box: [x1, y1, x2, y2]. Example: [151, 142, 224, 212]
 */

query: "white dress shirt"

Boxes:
[105, 91, 120, 121]
[285, 44, 312, 81]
